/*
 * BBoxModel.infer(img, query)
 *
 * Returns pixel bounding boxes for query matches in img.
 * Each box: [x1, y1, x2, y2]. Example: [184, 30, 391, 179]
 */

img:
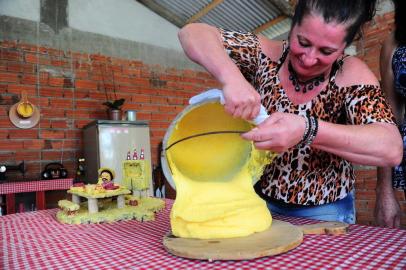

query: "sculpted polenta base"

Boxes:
[163, 101, 273, 239]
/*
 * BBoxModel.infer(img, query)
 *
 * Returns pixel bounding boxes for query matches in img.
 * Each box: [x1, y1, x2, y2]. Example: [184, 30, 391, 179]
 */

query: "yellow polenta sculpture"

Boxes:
[162, 101, 274, 239]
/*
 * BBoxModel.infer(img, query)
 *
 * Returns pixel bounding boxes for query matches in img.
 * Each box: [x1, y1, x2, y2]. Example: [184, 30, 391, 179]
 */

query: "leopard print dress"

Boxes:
[220, 29, 396, 206]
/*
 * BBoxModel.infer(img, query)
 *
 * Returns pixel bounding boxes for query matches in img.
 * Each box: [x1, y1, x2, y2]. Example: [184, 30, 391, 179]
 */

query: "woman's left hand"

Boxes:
[241, 112, 306, 152]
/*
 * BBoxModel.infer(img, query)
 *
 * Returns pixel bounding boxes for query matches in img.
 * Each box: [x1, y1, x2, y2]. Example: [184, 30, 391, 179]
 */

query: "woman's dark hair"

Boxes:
[393, 0, 406, 45]
[291, 0, 377, 45]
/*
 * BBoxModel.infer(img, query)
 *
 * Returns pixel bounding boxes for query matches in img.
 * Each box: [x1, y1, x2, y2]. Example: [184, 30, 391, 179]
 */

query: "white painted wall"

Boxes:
[0, 0, 40, 21]
[0, 0, 182, 51]
[68, 0, 181, 51]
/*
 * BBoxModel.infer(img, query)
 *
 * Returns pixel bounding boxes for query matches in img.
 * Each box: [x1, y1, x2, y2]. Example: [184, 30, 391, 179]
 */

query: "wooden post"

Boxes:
[6, 194, 15, 214]
[36, 191, 46, 210]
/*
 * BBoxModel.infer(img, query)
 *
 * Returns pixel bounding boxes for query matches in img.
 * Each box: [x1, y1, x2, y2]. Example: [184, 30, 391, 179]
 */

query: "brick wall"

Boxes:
[0, 40, 218, 182]
[1, 10, 405, 227]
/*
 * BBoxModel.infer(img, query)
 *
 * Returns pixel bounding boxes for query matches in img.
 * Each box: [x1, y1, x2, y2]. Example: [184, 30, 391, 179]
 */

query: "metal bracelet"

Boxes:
[298, 115, 311, 147]
[298, 116, 318, 147]
[306, 116, 318, 146]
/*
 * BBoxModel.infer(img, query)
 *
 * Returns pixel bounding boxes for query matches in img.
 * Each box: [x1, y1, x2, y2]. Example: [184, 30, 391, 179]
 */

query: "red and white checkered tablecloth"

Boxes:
[1, 200, 405, 270]
[0, 178, 73, 194]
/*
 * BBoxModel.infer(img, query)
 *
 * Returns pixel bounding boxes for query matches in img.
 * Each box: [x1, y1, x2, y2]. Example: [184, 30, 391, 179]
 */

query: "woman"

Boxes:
[376, 0, 406, 228]
[179, 0, 402, 223]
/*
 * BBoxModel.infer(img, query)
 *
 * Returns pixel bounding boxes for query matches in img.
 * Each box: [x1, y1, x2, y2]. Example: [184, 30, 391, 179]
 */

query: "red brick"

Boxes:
[0, 140, 24, 150]
[0, 61, 6, 72]
[180, 77, 205, 84]
[0, 50, 21, 61]
[39, 86, 63, 97]
[131, 78, 149, 87]
[63, 89, 74, 99]
[23, 139, 45, 150]
[50, 59, 70, 67]
[40, 108, 65, 118]
[20, 74, 38, 84]
[65, 130, 81, 139]
[41, 130, 65, 139]
[91, 111, 108, 120]
[50, 120, 68, 129]
[7, 84, 36, 95]
[129, 94, 149, 103]
[0, 130, 8, 139]
[24, 53, 51, 65]
[137, 112, 152, 120]
[50, 139, 79, 149]
[149, 121, 170, 129]
[75, 79, 98, 90]
[48, 77, 65, 87]
[9, 129, 38, 139]
[167, 97, 186, 105]
[75, 70, 89, 79]
[88, 91, 109, 101]
[356, 190, 376, 199]
[0, 41, 18, 49]
[15, 151, 41, 161]
[0, 152, 15, 162]
[114, 75, 132, 85]
[355, 169, 376, 179]
[0, 72, 19, 83]
[7, 62, 36, 73]
[0, 118, 15, 128]
[39, 119, 51, 128]
[122, 67, 141, 77]
[75, 100, 103, 110]
[197, 71, 214, 79]
[49, 98, 73, 108]
[66, 110, 90, 119]
[75, 119, 93, 129]
[41, 150, 68, 161]
[89, 54, 110, 61]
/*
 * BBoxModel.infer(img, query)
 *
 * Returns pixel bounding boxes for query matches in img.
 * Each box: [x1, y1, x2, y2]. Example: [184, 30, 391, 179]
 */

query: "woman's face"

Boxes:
[289, 13, 347, 80]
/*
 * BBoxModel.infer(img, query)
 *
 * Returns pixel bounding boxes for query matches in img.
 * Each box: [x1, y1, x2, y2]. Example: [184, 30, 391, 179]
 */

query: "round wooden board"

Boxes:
[163, 219, 303, 261]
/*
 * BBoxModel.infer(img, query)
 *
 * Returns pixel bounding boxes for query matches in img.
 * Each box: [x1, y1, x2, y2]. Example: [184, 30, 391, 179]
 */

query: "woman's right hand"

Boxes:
[222, 78, 261, 121]
[179, 23, 261, 121]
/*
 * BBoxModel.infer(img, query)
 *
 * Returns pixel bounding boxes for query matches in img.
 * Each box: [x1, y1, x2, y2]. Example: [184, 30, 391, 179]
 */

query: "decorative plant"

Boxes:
[101, 63, 125, 111]
[103, 98, 125, 111]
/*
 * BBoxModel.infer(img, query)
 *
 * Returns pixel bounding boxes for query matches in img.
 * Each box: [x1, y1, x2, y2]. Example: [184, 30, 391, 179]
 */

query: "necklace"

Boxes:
[288, 61, 325, 93]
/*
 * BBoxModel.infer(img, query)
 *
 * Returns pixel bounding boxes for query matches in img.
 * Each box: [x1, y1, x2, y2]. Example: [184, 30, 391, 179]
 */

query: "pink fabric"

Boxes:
[0, 178, 73, 194]
[1, 199, 405, 269]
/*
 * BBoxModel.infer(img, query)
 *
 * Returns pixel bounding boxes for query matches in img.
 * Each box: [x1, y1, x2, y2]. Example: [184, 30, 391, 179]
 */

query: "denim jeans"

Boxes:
[266, 190, 356, 224]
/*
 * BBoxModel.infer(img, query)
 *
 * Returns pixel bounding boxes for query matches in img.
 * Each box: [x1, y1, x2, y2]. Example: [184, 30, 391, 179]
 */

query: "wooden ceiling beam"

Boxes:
[253, 15, 288, 34]
[186, 0, 224, 24]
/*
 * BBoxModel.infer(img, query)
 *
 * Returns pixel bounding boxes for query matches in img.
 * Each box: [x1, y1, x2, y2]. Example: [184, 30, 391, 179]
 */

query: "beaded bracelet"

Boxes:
[298, 115, 318, 147]
[307, 116, 318, 145]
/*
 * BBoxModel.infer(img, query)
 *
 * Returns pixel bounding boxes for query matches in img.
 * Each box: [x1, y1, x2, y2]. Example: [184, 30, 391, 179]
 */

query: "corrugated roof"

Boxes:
[137, 0, 293, 40]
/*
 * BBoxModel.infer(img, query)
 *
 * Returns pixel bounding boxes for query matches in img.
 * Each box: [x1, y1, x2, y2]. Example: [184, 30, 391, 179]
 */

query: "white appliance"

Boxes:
[83, 120, 153, 195]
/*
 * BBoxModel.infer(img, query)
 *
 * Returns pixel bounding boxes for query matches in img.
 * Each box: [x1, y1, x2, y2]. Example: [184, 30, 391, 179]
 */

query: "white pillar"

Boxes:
[72, 194, 80, 204]
[117, 195, 125, 208]
[88, 198, 98, 213]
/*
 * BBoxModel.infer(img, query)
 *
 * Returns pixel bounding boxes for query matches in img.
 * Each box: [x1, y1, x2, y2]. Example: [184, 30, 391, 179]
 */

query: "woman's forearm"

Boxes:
[178, 23, 242, 85]
[313, 121, 402, 167]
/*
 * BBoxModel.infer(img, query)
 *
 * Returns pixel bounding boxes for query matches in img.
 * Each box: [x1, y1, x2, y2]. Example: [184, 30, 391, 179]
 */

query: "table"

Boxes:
[0, 178, 73, 214]
[68, 188, 131, 214]
[1, 200, 405, 270]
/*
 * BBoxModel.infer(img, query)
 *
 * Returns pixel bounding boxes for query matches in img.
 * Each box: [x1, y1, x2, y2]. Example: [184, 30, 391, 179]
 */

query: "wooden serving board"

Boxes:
[163, 220, 348, 261]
